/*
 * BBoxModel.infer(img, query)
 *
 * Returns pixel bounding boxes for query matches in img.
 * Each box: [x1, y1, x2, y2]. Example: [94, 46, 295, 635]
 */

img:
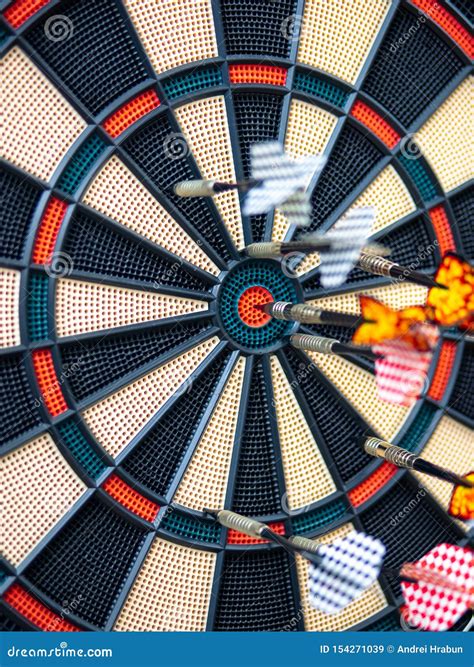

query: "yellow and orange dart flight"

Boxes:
[426, 253, 474, 327]
[352, 296, 437, 352]
[449, 472, 474, 522]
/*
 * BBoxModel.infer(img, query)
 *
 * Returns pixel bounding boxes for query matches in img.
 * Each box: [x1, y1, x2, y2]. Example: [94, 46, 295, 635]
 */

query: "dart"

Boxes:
[290, 333, 377, 360]
[245, 239, 388, 259]
[174, 142, 325, 228]
[255, 301, 366, 328]
[357, 251, 445, 290]
[206, 510, 385, 614]
[247, 240, 334, 257]
[449, 472, 474, 521]
[292, 333, 433, 406]
[363, 437, 474, 488]
[398, 543, 474, 631]
[426, 253, 474, 327]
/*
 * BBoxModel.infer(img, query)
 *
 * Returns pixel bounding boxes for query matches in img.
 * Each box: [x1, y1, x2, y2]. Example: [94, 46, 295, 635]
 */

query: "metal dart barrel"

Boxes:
[258, 301, 363, 328]
[289, 534, 322, 556]
[358, 252, 444, 289]
[173, 179, 240, 197]
[291, 333, 376, 359]
[209, 510, 267, 538]
[174, 178, 259, 198]
[363, 437, 474, 488]
[246, 241, 329, 258]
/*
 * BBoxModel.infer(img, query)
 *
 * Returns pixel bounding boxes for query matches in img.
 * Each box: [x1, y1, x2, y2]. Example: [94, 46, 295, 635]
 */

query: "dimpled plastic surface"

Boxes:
[219, 262, 297, 349]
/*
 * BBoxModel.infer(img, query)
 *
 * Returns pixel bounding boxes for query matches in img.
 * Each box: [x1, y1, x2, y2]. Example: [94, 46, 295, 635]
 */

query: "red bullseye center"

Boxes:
[238, 286, 273, 328]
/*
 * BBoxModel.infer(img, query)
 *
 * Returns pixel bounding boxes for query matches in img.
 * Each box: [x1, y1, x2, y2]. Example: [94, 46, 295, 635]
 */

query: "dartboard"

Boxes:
[0, 0, 472, 634]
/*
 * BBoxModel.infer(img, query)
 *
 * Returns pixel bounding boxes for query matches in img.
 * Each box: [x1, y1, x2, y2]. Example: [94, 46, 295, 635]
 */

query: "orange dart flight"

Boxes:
[449, 472, 474, 522]
[426, 253, 474, 327]
[352, 296, 436, 351]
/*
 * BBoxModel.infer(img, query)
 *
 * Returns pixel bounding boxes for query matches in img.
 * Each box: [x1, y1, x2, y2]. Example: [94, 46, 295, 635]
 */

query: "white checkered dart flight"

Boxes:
[205, 509, 386, 615]
[395, 544, 474, 631]
[242, 141, 326, 227]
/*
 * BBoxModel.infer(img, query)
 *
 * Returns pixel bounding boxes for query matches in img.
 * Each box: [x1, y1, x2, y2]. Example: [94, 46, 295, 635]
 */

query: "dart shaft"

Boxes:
[246, 242, 384, 259]
[401, 564, 474, 599]
[364, 437, 474, 488]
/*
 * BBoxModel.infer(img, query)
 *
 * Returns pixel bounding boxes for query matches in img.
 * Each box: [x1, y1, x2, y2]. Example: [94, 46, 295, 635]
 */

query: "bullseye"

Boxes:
[237, 286, 273, 328]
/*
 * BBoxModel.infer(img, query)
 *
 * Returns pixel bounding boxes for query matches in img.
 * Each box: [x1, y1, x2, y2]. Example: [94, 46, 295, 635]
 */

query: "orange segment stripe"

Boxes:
[32, 348, 68, 417]
[351, 100, 401, 149]
[229, 64, 288, 86]
[102, 89, 160, 139]
[227, 521, 286, 544]
[411, 0, 474, 59]
[429, 205, 455, 255]
[32, 197, 68, 265]
[427, 340, 457, 401]
[3, 0, 50, 28]
[348, 462, 397, 507]
[3, 583, 81, 631]
[102, 473, 160, 522]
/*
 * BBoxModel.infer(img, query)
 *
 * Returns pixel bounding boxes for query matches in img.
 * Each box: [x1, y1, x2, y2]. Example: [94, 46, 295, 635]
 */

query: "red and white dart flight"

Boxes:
[400, 543, 474, 631]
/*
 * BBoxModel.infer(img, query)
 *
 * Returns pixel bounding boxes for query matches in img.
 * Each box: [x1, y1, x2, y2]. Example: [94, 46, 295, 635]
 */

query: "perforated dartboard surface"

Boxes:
[0, 0, 473, 633]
